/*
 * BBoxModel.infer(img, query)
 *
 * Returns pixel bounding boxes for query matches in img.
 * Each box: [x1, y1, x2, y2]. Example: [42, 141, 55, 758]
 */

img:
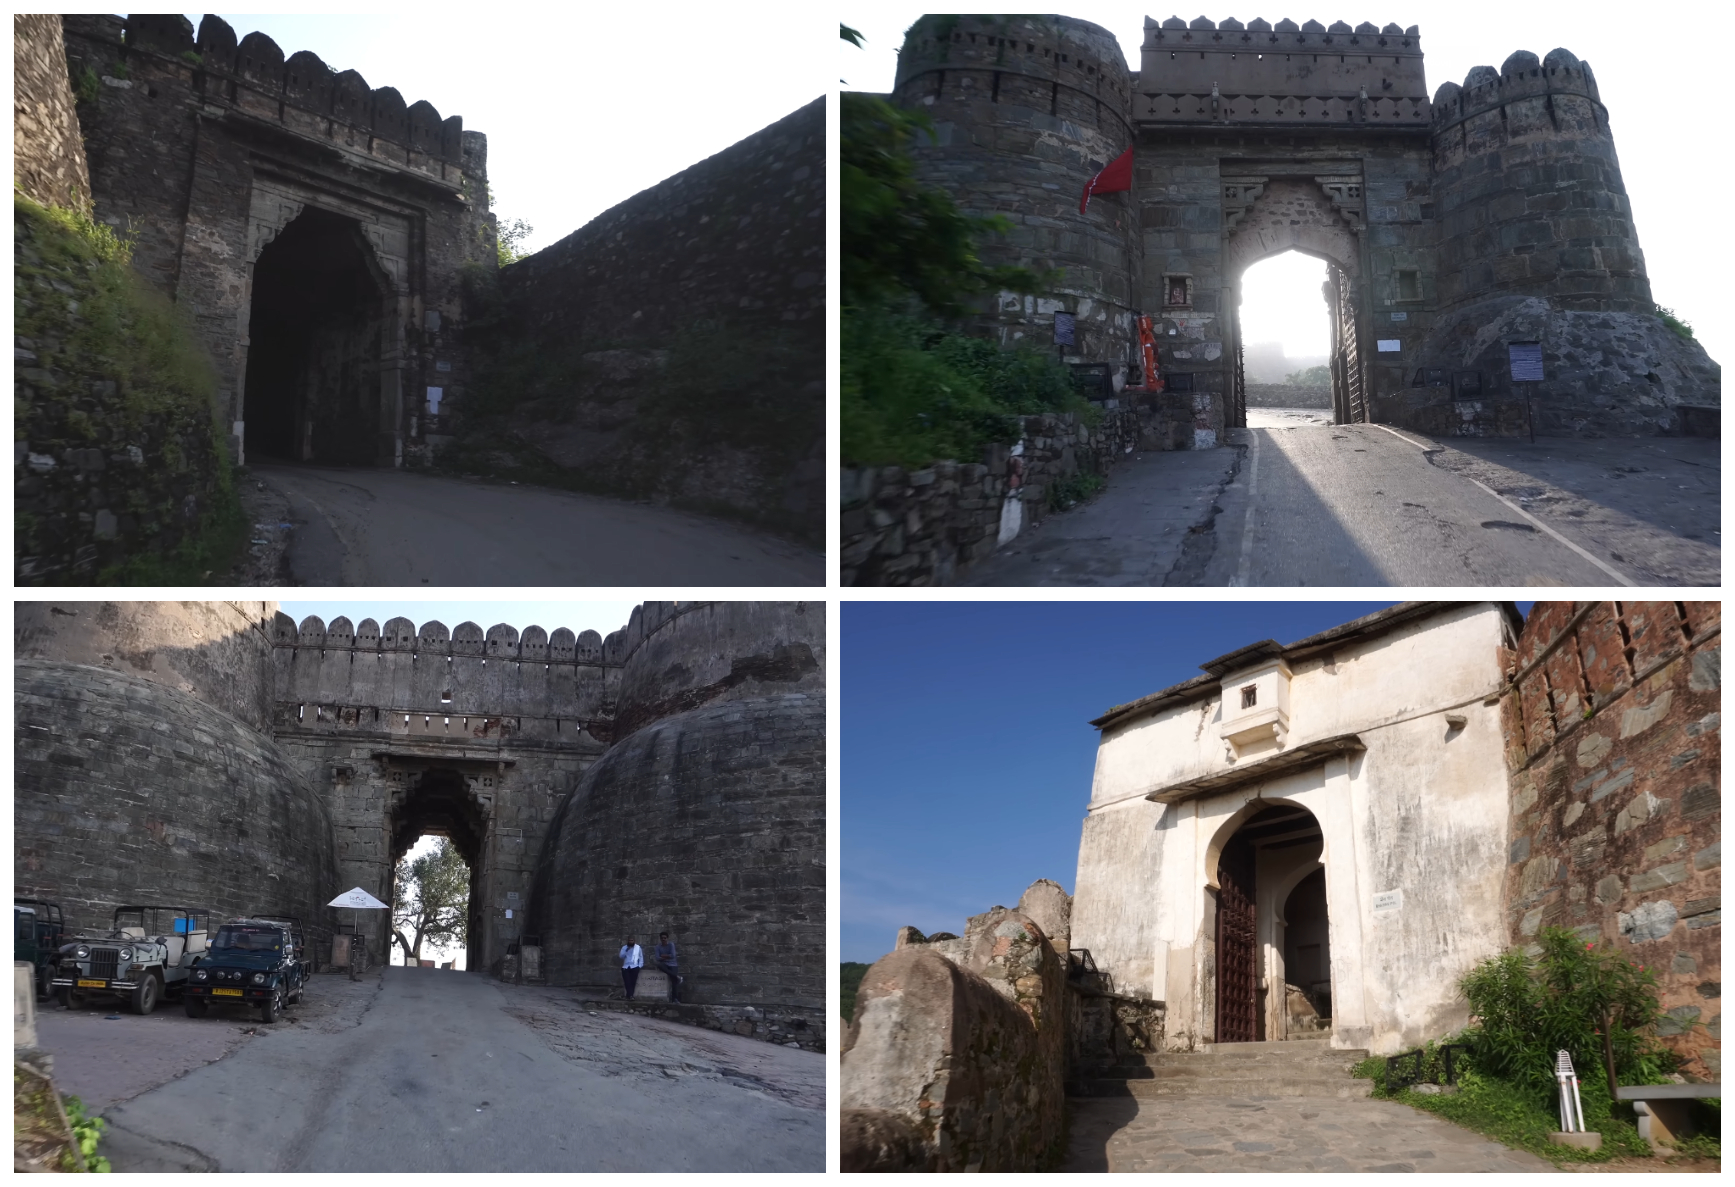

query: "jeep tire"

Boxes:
[54, 985, 78, 1011]
[131, 973, 161, 1015]
[184, 995, 208, 1018]
[261, 987, 283, 1024]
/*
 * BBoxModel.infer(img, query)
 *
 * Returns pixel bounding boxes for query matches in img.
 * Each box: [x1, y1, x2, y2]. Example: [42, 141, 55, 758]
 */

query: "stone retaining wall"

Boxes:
[841, 397, 1197, 586]
[1499, 601, 1720, 1080]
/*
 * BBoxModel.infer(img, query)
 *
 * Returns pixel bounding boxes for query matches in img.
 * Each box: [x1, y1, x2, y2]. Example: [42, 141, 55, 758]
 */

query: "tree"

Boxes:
[496, 217, 533, 268]
[1285, 363, 1331, 387]
[841, 91, 1050, 316]
[392, 839, 469, 964]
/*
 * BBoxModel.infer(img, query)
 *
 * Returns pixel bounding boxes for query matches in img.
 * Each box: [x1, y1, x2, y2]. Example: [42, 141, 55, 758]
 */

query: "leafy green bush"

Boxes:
[1461, 927, 1674, 1102]
[62, 1094, 112, 1172]
[842, 306, 1093, 467]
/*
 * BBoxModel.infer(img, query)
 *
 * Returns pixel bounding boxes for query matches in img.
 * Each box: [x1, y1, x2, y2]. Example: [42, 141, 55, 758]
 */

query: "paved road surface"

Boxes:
[1064, 1094, 1551, 1172]
[253, 463, 822, 586]
[960, 449, 1241, 586]
[961, 424, 1717, 587]
[91, 967, 823, 1172]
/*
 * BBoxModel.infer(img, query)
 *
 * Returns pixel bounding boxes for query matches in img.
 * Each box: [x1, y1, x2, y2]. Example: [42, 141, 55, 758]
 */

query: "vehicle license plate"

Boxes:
[213, 988, 243, 997]
[77, 979, 107, 988]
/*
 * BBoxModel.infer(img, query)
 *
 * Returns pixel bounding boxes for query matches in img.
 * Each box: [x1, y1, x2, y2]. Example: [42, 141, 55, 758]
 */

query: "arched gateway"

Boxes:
[1073, 603, 1519, 1054]
[893, 14, 1719, 441]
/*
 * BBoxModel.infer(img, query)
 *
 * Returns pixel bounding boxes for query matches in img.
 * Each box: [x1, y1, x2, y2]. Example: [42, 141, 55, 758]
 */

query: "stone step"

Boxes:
[1198, 1039, 1366, 1056]
[1069, 1074, 1375, 1100]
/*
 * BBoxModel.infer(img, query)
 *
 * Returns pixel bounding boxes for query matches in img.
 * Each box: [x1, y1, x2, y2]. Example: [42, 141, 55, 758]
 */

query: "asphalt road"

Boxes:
[252, 463, 822, 586]
[1199, 424, 1717, 587]
[92, 967, 823, 1173]
[958, 420, 1718, 587]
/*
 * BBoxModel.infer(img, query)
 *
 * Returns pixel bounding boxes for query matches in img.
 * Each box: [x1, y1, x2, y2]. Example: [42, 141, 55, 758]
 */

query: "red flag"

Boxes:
[1080, 146, 1134, 213]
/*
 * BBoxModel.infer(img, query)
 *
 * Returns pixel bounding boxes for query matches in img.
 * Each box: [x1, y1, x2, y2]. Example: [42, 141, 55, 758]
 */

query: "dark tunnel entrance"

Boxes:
[389, 768, 487, 972]
[243, 207, 393, 464]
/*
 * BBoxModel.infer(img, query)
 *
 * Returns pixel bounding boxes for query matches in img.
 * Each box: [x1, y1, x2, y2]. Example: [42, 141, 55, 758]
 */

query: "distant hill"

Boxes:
[1244, 340, 1327, 385]
[841, 961, 870, 1021]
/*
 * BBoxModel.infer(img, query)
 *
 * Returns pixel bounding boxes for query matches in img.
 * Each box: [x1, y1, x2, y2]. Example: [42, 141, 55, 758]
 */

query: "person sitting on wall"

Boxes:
[654, 932, 683, 1003]
[619, 936, 644, 1000]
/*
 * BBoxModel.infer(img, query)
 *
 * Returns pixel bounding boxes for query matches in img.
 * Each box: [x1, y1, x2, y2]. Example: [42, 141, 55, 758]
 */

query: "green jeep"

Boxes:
[183, 917, 310, 1023]
[50, 905, 206, 1015]
[14, 899, 67, 999]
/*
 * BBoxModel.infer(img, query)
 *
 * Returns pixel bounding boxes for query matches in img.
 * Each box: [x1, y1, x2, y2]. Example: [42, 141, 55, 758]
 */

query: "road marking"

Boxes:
[1369, 424, 1637, 587]
[1234, 429, 1260, 586]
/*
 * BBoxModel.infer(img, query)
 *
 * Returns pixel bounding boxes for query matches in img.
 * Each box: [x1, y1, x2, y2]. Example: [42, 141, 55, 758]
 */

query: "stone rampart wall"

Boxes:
[15, 601, 278, 733]
[13, 15, 91, 210]
[1499, 601, 1721, 1080]
[501, 98, 823, 344]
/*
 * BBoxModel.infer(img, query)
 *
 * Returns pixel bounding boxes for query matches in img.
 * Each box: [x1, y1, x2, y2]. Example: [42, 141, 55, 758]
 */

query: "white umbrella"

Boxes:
[329, 888, 387, 909]
[329, 888, 389, 976]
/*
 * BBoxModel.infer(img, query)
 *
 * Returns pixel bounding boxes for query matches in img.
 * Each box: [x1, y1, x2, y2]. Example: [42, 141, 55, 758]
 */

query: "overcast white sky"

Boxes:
[842, 0, 1728, 367]
[190, 8, 828, 255]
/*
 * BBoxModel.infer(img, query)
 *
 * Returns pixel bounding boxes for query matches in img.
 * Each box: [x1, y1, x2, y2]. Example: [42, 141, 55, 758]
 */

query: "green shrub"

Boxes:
[1655, 305, 1695, 341]
[1460, 927, 1674, 1102]
[841, 961, 870, 1022]
[842, 305, 1094, 467]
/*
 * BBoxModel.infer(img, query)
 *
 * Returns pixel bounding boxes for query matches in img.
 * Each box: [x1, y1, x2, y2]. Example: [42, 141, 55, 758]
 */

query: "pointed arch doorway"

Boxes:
[1209, 801, 1329, 1043]
[1221, 175, 1368, 427]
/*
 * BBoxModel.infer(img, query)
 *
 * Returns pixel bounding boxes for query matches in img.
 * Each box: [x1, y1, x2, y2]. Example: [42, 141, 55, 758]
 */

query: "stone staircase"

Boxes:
[1070, 1035, 1374, 1100]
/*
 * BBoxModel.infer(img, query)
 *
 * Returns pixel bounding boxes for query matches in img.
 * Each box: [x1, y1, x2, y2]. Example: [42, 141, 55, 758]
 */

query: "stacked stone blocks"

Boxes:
[1500, 601, 1720, 1080]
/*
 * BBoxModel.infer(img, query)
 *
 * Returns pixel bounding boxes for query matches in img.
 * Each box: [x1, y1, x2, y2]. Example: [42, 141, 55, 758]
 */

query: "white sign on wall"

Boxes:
[426, 386, 443, 414]
[1372, 889, 1404, 913]
[1376, 339, 1402, 353]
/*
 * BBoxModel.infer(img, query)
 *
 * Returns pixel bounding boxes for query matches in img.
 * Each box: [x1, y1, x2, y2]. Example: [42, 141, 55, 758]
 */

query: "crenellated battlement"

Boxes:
[1136, 15, 1429, 127]
[62, 14, 480, 188]
[1429, 48, 1604, 143]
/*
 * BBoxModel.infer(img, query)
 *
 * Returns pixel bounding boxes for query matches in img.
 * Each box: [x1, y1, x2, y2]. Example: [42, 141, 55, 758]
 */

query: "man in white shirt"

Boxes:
[619, 936, 644, 999]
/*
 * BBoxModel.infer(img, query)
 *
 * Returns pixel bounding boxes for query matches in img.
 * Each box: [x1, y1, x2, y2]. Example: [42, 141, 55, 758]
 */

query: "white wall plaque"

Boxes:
[1376, 339, 1402, 352]
[1373, 889, 1403, 913]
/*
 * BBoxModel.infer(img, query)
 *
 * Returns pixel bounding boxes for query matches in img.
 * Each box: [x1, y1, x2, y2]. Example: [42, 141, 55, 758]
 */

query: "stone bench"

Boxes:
[1615, 1083, 1721, 1151]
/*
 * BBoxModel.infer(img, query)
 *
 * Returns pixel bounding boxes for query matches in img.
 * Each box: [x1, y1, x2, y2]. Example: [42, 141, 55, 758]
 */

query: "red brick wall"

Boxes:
[1500, 602, 1720, 1080]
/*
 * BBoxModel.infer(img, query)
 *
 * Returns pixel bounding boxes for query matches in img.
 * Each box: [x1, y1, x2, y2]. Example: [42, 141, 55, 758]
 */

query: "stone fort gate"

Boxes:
[270, 613, 619, 971]
[892, 15, 1716, 440]
[61, 15, 494, 468]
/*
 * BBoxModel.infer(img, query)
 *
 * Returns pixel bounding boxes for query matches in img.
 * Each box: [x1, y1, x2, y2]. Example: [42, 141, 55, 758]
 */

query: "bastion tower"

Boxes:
[1420, 50, 1720, 433]
[892, 15, 1142, 367]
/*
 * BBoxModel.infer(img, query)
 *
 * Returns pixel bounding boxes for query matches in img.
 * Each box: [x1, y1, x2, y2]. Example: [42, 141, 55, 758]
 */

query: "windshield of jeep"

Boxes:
[212, 926, 284, 953]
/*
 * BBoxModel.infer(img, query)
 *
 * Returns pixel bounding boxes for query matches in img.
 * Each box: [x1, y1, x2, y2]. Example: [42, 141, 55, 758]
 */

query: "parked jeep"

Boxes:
[50, 905, 206, 1015]
[14, 899, 67, 998]
[183, 917, 310, 1023]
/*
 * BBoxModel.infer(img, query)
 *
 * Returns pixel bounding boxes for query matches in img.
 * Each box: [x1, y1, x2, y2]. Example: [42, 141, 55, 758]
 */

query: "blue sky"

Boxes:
[841, 600, 1530, 964]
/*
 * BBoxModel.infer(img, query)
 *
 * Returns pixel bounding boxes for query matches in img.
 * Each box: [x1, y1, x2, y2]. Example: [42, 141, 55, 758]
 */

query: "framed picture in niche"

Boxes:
[1162, 274, 1193, 309]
